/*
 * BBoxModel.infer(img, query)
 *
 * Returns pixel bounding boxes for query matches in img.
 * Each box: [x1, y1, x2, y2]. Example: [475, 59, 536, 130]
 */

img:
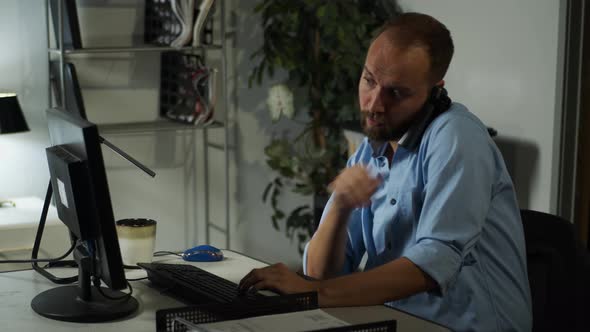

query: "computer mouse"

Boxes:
[182, 244, 223, 262]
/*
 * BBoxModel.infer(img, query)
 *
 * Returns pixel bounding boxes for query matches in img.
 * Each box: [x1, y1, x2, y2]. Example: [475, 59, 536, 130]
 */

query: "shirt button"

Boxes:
[390, 198, 397, 205]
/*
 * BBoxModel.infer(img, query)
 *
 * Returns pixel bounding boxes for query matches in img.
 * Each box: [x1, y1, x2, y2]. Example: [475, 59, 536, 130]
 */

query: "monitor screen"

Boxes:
[31, 108, 137, 322]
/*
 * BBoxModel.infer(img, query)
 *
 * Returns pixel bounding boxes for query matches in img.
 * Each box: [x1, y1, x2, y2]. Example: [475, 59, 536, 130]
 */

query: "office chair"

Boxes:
[520, 209, 590, 332]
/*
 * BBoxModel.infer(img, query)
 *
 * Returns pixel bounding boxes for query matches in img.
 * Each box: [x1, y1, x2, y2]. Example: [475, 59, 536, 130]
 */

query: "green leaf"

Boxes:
[317, 5, 327, 18]
[270, 186, 280, 209]
[298, 233, 308, 244]
[257, 61, 266, 85]
[253, 0, 271, 13]
[262, 182, 273, 203]
[325, 2, 338, 19]
[271, 215, 279, 230]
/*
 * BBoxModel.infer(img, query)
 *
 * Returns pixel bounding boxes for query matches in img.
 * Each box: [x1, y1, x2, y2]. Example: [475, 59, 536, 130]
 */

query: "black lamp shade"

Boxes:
[0, 93, 29, 134]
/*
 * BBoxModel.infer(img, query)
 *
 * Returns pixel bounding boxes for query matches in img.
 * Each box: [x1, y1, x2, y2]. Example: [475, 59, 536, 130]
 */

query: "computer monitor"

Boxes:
[31, 108, 138, 322]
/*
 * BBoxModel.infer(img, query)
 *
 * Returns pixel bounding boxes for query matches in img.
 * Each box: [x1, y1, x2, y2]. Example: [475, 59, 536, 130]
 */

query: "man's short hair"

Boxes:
[376, 12, 454, 83]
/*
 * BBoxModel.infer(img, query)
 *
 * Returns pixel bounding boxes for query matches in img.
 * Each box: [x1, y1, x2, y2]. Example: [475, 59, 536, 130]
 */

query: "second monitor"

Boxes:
[31, 108, 138, 323]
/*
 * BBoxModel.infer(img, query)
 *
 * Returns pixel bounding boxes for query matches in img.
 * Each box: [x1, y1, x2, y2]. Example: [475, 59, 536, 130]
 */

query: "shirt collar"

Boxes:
[368, 138, 410, 159]
[368, 139, 389, 158]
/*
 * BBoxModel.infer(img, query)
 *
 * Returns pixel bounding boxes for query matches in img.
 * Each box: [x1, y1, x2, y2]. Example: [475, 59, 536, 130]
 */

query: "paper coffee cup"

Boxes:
[116, 218, 157, 266]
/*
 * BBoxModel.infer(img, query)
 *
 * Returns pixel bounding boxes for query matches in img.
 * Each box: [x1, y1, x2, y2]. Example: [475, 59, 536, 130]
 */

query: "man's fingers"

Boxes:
[253, 279, 283, 294]
[239, 266, 282, 291]
[238, 272, 256, 291]
[239, 268, 265, 291]
[330, 165, 382, 210]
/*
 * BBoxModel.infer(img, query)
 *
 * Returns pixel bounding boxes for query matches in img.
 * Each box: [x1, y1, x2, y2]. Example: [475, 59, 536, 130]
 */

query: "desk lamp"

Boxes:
[0, 93, 30, 207]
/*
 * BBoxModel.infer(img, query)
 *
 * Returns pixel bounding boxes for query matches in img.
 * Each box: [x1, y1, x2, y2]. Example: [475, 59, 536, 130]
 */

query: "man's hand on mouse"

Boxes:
[238, 263, 319, 295]
[329, 165, 381, 211]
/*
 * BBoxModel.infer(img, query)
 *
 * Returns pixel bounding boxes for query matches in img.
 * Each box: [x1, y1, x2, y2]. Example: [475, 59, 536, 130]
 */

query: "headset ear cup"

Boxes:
[440, 88, 451, 111]
[431, 87, 451, 112]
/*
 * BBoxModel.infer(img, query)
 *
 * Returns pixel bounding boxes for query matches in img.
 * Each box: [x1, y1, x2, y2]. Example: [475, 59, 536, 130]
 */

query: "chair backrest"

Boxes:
[520, 209, 589, 332]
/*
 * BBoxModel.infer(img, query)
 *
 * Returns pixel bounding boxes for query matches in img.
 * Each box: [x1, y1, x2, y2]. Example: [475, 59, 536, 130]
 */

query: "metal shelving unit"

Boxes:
[48, 44, 222, 55]
[97, 120, 224, 135]
[45, 0, 230, 249]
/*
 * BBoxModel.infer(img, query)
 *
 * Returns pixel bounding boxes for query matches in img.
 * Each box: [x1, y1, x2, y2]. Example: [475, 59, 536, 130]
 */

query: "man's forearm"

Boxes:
[315, 257, 437, 307]
[306, 206, 351, 279]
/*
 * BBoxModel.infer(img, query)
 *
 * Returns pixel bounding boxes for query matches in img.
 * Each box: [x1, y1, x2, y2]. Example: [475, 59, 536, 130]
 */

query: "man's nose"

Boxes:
[366, 88, 385, 113]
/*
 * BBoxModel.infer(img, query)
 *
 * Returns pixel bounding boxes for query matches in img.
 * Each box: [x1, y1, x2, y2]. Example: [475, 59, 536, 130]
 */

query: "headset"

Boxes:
[398, 86, 452, 150]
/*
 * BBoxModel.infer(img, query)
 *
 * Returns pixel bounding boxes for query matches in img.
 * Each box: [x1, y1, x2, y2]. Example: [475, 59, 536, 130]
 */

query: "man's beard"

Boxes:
[361, 112, 409, 142]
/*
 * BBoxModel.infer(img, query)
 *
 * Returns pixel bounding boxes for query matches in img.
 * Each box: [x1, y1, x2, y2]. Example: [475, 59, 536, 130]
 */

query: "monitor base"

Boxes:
[31, 285, 138, 323]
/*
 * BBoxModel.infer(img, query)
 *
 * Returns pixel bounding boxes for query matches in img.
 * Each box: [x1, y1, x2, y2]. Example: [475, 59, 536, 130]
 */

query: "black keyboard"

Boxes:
[138, 262, 265, 304]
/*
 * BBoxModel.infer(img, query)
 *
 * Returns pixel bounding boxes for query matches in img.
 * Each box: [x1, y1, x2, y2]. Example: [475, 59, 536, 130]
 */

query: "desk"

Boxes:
[0, 250, 450, 331]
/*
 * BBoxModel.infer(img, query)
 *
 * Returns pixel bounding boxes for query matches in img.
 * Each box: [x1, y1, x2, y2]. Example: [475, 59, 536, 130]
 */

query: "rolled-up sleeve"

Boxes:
[403, 115, 495, 295]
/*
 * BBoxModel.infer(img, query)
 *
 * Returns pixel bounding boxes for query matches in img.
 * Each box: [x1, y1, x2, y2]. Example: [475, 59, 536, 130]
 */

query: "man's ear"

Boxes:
[434, 79, 445, 88]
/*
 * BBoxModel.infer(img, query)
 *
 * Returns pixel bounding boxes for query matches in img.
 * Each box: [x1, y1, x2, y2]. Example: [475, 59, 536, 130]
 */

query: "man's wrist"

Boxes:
[330, 196, 353, 215]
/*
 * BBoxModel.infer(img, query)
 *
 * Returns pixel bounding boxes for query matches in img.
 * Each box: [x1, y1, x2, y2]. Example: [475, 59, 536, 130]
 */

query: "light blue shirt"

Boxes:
[304, 103, 532, 332]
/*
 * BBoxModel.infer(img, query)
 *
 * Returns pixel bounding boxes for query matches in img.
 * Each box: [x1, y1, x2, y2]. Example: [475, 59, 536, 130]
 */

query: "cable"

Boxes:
[94, 278, 134, 301]
[170, 0, 195, 48]
[192, 0, 215, 47]
[0, 241, 75, 264]
[126, 276, 149, 282]
[43, 260, 77, 268]
[125, 250, 181, 280]
[121, 251, 182, 282]
[153, 250, 183, 257]
[123, 264, 143, 270]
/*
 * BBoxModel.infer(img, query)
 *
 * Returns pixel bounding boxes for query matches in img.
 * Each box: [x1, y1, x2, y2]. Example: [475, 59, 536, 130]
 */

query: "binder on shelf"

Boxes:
[156, 292, 396, 332]
[159, 51, 218, 127]
[145, 0, 214, 47]
[49, 0, 82, 50]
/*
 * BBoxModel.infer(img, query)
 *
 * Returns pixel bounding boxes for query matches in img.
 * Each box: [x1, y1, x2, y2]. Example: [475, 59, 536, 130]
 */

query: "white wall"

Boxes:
[230, 0, 308, 267]
[398, 0, 565, 212]
[0, 1, 51, 200]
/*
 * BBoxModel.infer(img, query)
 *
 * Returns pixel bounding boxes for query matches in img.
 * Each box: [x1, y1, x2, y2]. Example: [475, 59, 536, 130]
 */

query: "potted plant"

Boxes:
[250, 0, 401, 254]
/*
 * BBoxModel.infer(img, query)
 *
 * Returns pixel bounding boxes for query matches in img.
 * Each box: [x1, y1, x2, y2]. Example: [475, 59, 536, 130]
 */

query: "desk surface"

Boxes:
[0, 250, 450, 332]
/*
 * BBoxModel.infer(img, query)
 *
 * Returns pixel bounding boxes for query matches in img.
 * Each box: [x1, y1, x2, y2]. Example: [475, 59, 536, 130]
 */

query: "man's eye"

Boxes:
[388, 89, 403, 99]
[363, 77, 375, 86]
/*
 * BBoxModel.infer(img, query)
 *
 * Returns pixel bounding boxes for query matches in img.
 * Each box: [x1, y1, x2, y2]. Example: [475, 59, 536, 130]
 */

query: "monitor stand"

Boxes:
[31, 243, 138, 323]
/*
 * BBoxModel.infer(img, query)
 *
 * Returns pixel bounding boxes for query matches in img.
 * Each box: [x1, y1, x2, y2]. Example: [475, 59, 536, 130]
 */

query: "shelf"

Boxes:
[48, 44, 222, 55]
[46, 0, 231, 249]
[97, 119, 223, 135]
